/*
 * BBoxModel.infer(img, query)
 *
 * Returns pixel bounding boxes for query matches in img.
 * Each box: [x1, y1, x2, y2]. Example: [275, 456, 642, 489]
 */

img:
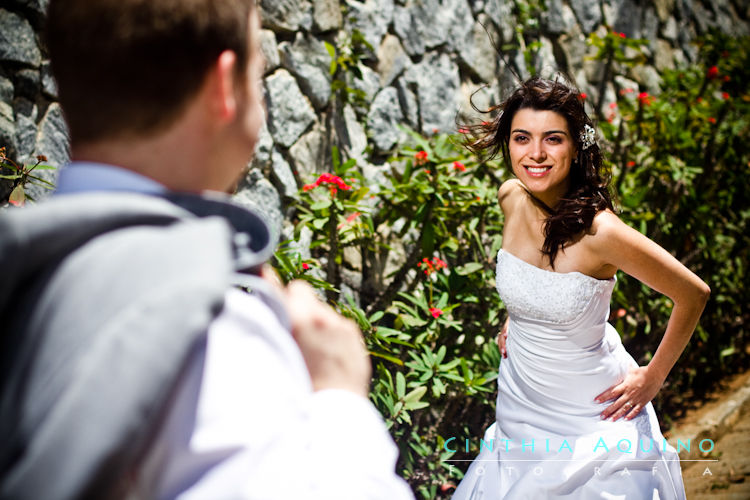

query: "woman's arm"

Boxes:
[588, 210, 710, 421]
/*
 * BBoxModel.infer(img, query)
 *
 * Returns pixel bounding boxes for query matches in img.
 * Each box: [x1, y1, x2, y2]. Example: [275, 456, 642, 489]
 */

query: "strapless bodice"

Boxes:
[496, 248, 616, 327]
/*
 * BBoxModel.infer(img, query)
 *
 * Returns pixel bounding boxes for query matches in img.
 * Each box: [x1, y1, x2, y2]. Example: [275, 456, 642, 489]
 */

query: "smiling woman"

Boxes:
[452, 76, 710, 500]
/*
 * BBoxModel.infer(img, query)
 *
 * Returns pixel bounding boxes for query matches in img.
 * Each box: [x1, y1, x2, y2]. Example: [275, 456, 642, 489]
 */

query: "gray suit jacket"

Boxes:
[0, 192, 287, 500]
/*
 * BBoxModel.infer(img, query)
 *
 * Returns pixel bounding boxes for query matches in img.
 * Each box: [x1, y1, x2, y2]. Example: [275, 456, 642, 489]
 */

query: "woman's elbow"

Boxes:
[697, 281, 711, 304]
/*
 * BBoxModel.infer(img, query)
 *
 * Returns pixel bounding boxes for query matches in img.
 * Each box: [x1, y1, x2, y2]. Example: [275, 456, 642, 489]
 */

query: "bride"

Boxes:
[451, 77, 710, 499]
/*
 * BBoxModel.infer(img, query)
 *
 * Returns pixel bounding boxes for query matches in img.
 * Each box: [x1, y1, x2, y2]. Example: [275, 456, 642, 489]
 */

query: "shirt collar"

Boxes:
[54, 161, 167, 196]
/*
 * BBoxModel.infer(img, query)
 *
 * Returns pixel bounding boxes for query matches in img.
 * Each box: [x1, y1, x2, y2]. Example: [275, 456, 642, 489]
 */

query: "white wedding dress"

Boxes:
[452, 249, 686, 500]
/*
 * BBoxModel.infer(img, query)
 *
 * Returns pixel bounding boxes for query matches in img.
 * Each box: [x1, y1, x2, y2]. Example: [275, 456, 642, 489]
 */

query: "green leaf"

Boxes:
[310, 199, 332, 210]
[369, 351, 405, 365]
[403, 385, 426, 404]
[396, 371, 406, 398]
[455, 262, 484, 275]
[312, 218, 327, 230]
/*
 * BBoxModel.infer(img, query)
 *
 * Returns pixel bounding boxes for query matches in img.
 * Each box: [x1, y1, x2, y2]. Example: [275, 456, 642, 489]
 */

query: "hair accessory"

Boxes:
[580, 124, 596, 150]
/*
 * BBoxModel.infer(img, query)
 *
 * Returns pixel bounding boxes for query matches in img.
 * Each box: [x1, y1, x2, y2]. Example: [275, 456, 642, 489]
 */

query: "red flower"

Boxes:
[337, 211, 361, 229]
[626, 160, 636, 168]
[722, 92, 730, 100]
[429, 307, 443, 319]
[723, 75, 730, 82]
[419, 257, 448, 276]
[637, 92, 653, 106]
[708, 117, 717, 124]
[458, 127, 469, 134]
[304, 173, 352, 193]
[414, 150, 429, 166]
[302, 263, 310, 271]
[609, 102, 617, 109]
[453, 161, 466, 172]
[579, 92, 587, 100]
[616, 308, 627, 318]
[707, 66, 719, 79]
[440, 483, 456, 493]
[696, 97, 703, 103]
[619, 32, 626, 38]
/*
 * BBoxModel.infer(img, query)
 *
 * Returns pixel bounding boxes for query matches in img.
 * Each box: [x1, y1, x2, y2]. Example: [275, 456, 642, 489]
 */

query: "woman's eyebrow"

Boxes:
[511, 128, 570, 136]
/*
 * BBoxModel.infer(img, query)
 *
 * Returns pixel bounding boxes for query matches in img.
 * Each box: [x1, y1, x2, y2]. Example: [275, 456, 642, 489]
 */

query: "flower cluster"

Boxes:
[419, 257, 447, 276]
[637, 92, 654, 106]
[429, 307, 444, 319]
[453, 161, 466, 172]
[414, 150, 428, 166]
[303, 173, 352, 194]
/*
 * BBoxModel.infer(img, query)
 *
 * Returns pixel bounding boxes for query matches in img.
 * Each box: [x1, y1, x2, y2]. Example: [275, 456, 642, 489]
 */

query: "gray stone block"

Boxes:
[313, 0, 343, 32]
[456, 14, 499, 83]
[570, 0, 603, 34]
[279, 32, 332, 109]
[0, 76, 13, 102]
[376, 34, 409, 88]
[264, 69, 316, 148]
[234, 168, 283, 243]
[0, 8, 42, 66]
[393, 6, 425, 56]
[410, 52, 461, 134]
[259, 0, 310, 33]
[345, 0, 394, 51]
[271, 148, 298, 199]
[367, 86, 405, 152]
[40, 60, 58, 99]
[484, 0, 515, 43]
[289, 122, 327, 177]
[259, 30, 280, 74]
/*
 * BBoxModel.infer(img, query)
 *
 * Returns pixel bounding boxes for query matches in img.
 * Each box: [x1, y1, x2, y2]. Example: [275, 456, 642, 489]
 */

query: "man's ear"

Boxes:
[210, 50, 239, 122]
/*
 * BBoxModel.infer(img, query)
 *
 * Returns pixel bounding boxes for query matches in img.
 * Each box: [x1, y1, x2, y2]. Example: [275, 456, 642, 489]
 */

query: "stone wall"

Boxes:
[1, 0, 748, 230]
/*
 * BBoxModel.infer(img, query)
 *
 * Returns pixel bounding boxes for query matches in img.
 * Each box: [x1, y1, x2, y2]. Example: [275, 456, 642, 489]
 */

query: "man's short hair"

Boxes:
[46, 0, 254, 145]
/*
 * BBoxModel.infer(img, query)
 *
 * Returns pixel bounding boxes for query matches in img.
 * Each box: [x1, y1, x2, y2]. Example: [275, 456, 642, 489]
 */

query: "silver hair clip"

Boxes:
[580, 124, 596, 150]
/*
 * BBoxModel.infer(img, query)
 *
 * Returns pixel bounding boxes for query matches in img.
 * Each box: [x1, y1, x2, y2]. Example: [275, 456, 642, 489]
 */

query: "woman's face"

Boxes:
[508, 108, 576, 207]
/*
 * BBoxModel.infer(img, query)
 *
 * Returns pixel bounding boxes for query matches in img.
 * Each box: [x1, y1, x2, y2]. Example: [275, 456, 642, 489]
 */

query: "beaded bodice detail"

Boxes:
[495, 249, 616, 325]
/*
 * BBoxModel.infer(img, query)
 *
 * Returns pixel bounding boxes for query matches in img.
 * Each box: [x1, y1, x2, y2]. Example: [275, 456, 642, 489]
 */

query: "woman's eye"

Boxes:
[547, 136, 562, 144]
[513, 135, 528, 143]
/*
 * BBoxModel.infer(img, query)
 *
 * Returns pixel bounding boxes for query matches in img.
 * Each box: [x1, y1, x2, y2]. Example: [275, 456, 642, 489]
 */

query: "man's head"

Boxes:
[46, 0, 259, 147]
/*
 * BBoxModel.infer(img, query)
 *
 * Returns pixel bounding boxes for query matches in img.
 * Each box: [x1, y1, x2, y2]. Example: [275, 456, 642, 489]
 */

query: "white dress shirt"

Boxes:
[54, 163, 415, 499]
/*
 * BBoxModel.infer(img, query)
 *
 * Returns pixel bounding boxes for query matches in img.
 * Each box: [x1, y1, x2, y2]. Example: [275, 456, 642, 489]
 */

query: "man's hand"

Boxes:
[283, 280, 371, 398]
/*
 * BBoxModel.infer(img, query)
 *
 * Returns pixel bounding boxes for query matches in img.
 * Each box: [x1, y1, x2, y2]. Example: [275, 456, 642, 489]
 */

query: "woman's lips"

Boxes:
[524, 165, 552, 177]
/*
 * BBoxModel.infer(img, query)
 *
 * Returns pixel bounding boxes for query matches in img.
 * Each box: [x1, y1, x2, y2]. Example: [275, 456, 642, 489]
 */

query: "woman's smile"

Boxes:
[524, 165, 553, 176]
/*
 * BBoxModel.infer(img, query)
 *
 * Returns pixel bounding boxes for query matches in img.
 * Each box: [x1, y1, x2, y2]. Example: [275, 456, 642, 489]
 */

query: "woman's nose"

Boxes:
[529, 141, 547, 162]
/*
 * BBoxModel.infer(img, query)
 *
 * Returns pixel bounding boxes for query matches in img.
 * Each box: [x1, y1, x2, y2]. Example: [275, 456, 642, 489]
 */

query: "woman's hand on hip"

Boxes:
[496, 317, 509, 358]
[594, 365, 665, 421]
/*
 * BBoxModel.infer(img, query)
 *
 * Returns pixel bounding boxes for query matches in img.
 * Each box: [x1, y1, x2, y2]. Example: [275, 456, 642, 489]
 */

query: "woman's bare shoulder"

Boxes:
[497, 178, 525, 207]
[590, 208, 622, 233]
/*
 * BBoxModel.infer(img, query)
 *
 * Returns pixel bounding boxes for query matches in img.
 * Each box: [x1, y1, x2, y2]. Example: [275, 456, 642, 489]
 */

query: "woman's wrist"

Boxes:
[645, 362, 668, 386]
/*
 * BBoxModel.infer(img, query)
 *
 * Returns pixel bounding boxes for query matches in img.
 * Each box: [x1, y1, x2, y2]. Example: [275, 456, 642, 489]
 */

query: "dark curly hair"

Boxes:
[465, 76, 615, 268]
